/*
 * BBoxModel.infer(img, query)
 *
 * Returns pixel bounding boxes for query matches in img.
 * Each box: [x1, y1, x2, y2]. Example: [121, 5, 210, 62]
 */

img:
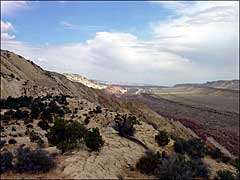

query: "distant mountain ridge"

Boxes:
[174, 80, 239, 91]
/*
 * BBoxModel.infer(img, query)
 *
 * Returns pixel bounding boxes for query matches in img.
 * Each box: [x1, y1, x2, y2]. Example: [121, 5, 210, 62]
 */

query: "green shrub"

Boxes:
[214, 170, 235, 180]
[220, 155, 231, 163]
[155, 155, 209, 179]
[174, 138, 186, 154]
[234, 158, 240, 173]
[11, 126, 16, 131]
[155, 130, 170, 147]
[4, 110, 15, 119]
[8, 138, 17, 144]
[207, 147, 223, 159]
[40, 109, 53, 122]
[113, 114, 138, 137]
[47, 118, 87, 153]
[15, 110, 29, 120]
[10, 73, 15, 78]
[29, 130, 41, 142]
[65, 121, 87, 145]
[84, 116, 90, 125]
[185, 138, 205, 158]
[26, 124, 33, 129]
[136, 152, 209, 179]
[37, 139, 45, 148]
[47, 118, 67, 151]
[136, 152, 161, 174]
[0, 150, 13, 173]
[37, 120, 49, 130]
[30, 107, 40, 119]
[0, 139, 6, 149]
[94, 106, 102, 114]
[84, 128, 104, 151]
[15, 146, 55, 173]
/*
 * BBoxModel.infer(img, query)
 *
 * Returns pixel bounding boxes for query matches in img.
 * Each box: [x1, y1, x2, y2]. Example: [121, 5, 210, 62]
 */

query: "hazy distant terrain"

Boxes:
[124, 85, 239, 155]
[139, 86, 239, 113]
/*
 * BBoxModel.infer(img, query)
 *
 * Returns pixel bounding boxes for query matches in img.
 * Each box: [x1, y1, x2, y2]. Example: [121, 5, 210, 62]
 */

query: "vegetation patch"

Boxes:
[47, 118, 87, 153]
[214, 170, 236, 180]
[136, 151, 209, 179]
[0, 150, 13, 173]
[113, 114, 139, 137]
[85, 128, 104, 151]
[155, 130, 170, 147]
[15, 146, 55, 173]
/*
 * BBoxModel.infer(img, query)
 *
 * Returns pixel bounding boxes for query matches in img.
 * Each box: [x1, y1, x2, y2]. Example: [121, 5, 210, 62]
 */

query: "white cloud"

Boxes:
[1, 32, 194, 85]
[1, 1, 29, 16]
[1, 33, 15, 40]
[1, 21, 15, 41]
[1, 21, 14, 32]
[151, 1, 239, 77]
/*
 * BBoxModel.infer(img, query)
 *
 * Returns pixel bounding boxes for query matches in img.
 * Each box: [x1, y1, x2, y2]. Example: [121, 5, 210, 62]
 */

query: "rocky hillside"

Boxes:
[0, 50, 103, 102]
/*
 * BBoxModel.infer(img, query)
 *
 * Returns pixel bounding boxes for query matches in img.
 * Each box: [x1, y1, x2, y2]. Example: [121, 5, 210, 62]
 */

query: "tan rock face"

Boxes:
[63, 128, 146, 179]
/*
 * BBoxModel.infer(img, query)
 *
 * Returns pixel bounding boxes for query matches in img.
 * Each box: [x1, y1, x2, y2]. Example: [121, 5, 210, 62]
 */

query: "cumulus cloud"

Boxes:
[1, 33, 15, 40]
[1, 21, 15, 41]
[1, 21, 13, 32]
[1, 32, 195, 85]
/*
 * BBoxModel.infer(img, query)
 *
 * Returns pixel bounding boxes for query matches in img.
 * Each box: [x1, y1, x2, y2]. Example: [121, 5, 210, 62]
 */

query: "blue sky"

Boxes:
[1, 1, 239, 85]
[2, 1, 173, 44]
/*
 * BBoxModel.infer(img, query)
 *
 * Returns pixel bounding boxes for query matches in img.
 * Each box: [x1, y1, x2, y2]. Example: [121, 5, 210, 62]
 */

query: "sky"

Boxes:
[1, 1, 239, 86]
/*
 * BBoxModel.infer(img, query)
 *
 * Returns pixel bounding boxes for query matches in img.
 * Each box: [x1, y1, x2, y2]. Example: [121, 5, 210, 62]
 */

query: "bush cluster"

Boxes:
[0, 95, 71, 122]
[136, 151, 161, 174]
[37, 120, 50, 130]
[29, 130, 42, 142]
[0, 96, 33, 109]
[214, 170, 236, 180]
[136, 151, 209, 179]
[155, 130, 170, 147]
[84, 128, 104, 151]
[0, 150, 13, 173]
[8, 138, 17, 144]
[113, 114, 139, 137]
[47, 118, 104, 152]
[15, 146, 55, 173]
[174, 138, 205, 158]
[47, 118, 87, 153]
[0, 139, 6, 149]
[93, 106, 102, 114]
[0, 146, 55, 174]
[1, 109, 29, 121]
